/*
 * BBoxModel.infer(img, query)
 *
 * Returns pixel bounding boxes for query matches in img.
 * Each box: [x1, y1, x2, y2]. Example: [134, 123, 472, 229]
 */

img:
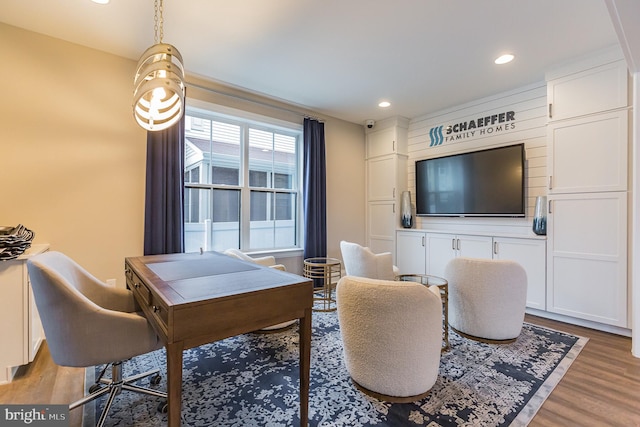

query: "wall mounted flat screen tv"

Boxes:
[415, 144, 525, 217]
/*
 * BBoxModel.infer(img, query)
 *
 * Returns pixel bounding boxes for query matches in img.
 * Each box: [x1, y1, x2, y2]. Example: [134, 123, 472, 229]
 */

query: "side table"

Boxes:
[303, 257, 341, 312]
[397, 274, 449, 351]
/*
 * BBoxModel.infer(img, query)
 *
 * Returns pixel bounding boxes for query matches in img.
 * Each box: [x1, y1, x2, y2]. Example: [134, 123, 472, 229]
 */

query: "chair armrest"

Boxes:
[252, 255, 277, 266]
[427, 285, 442, 303]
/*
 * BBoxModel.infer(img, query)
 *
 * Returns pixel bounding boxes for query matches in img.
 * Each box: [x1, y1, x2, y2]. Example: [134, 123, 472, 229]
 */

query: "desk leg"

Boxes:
[299, 308, 311, 426]
[167, 342, 184, 427]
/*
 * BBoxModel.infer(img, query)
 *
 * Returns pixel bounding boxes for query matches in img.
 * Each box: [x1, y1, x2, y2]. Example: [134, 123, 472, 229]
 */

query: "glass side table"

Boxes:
[303, 257, 341, 312]
[397, 274, 449, 351]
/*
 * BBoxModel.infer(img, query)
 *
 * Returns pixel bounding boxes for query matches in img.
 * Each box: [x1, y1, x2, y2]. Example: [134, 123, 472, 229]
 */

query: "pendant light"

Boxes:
[133, 0, 185, 131]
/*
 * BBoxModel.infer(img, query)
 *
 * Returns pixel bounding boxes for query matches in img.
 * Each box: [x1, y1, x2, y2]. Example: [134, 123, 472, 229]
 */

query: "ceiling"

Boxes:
[0, 0, 624, 125]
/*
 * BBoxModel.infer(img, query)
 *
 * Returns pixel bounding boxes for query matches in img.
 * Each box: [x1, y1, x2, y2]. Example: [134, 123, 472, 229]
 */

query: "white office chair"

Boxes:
[27, 251, 167, 427]
[339, 240, 399, 280]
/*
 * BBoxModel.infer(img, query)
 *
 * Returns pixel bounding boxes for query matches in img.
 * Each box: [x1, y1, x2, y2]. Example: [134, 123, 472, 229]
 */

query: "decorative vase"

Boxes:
[532, 196, 547, 235]
[401, 191, 413, 228]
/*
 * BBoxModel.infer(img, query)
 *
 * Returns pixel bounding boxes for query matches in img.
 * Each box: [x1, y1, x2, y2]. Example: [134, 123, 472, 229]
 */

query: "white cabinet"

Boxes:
[366, 156, 407, 254]
[395, 231, 426, 274]
[365, 117, 409, 256]
[547, 193, 627, 326]
[493, 237, 547, 311]
[545, 54, 629, 328]
[396, 231, 495, 277]
[0, 244, 49, 384]
[366, 124, 408, 159]
[396, 230, 546, 310]
[548, 110, 628, 194]
[547, 59, 628, 121]
[367, 155, 404, 201]
[367, 201, 397, 254]
[426, 233, 493, 278]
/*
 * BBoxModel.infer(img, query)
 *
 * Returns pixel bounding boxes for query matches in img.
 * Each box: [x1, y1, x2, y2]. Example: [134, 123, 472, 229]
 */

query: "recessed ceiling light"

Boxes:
[378, 101, 391, 108]
[495, 54, 515, 65]
[91, 0, 109, 4]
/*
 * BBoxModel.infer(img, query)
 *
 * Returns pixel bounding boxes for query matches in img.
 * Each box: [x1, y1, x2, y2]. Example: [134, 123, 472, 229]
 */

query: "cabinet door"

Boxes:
[426, 233, 457, 278]
[395, 231, 426, 275]
[0, 262, 26, 383]
[367, 201, 396, 254]
[367, 156, 396, 201]
[28, 281, 44, 362]
[494, 237, 546, 310]
[547, 60, 628, 121]
[456, 234, 493, 259]
[548, 110, 628, 194]
[547, 192, 627, 327]
[366, 127, 396, 158]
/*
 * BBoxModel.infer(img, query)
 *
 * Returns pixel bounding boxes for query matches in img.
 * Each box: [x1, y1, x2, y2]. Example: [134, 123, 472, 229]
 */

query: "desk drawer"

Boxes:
[126, 268, 151, 305]
[126, 265, 169, 332]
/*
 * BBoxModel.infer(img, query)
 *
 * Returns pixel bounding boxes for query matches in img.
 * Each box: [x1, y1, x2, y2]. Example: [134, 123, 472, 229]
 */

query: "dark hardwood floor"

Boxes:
[1, 314, 639, 426]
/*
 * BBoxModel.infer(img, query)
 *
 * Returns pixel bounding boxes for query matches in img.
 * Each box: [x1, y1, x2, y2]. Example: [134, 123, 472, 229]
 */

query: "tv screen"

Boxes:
[415, 144, 525, 217]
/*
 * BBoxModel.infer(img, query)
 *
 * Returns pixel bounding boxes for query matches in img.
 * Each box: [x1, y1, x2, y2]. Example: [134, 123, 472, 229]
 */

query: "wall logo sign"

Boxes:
[429, 126, 445, 146]
[429, 110, 516, 147]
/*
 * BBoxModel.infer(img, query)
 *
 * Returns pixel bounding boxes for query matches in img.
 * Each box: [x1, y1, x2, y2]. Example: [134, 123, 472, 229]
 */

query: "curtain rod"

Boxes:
[185, 80, 325, 122]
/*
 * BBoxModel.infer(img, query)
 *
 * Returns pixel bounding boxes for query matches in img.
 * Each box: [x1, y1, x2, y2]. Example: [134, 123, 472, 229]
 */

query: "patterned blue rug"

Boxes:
[84, 311, 586, 426]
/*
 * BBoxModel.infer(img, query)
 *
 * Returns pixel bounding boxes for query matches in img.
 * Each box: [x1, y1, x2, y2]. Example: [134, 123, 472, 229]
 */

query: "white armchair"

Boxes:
[339, 240, 399, 280]
[222, 248, 286, 270]
[444, 257, 527, 342]
[223, 249, 295, 331]
[336, 275, 442, 401]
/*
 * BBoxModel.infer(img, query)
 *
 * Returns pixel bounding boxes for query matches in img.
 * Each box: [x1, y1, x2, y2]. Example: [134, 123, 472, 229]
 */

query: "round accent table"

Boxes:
[303, 257, 341, 312]
[397, 274, 449, 351]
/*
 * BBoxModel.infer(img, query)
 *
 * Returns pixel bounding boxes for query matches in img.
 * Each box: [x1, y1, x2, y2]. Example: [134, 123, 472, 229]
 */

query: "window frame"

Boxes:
[184, 102, 303, 253]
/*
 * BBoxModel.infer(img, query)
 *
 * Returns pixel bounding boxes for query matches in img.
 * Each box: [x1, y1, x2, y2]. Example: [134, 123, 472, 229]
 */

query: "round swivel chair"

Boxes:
[445, 257, 527, 342]
[336, 275, 442, 402]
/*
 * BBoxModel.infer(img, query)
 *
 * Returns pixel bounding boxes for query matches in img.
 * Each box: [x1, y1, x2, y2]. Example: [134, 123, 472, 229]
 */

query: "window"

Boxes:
[183, 106, 302, 253]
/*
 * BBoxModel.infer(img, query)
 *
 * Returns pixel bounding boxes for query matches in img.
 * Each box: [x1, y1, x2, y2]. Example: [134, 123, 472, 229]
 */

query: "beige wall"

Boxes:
[0, 23, 365, 283]
[0, 23, 147, 285]
[325, 120, 365, 260]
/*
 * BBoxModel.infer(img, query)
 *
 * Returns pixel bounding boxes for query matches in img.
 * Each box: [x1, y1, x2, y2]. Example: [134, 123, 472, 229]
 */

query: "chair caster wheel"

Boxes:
[157, 400, 168, 414]
[89, 384, 102, 394]
[150, 374, 162, 385]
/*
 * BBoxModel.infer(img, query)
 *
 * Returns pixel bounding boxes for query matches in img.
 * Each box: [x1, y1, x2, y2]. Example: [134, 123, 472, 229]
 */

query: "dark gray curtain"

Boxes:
[303, 118, 327, 259]
[143, 116, 185, 255]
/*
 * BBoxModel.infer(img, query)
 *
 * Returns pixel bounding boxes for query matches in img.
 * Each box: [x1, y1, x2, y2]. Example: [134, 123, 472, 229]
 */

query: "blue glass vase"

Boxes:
[532, 196, 547, 235]
[401, 191, 413, 228]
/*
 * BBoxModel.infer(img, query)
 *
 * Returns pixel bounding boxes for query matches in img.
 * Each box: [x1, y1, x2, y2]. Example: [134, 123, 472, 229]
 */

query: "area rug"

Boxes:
[83, 311, 587, 426]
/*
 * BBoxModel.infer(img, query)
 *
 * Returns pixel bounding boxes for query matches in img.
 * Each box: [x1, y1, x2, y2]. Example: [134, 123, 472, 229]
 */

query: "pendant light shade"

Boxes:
[132, 0, 185, 131]
[133, 43, 185, 131]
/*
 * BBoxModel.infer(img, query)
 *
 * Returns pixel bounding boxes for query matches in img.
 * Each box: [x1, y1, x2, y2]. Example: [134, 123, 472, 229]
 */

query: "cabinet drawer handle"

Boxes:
[548, 103, 552, 119]
[494, 241, 498, 255]
[451, 239, 455, 250]
[548, 176, 552, 190]
[152, 305, 160, 313]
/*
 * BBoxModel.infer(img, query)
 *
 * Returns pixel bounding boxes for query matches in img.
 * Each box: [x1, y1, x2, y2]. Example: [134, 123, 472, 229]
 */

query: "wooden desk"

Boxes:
[125, 251, 313, 426]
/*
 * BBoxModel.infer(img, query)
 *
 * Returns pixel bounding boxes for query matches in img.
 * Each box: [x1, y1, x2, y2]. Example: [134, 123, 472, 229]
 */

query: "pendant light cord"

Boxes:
[153, 0, 164, 44]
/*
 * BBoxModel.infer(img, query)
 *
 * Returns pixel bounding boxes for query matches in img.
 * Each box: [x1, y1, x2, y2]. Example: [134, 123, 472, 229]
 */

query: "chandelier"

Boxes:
[132, 0, 185, 131]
